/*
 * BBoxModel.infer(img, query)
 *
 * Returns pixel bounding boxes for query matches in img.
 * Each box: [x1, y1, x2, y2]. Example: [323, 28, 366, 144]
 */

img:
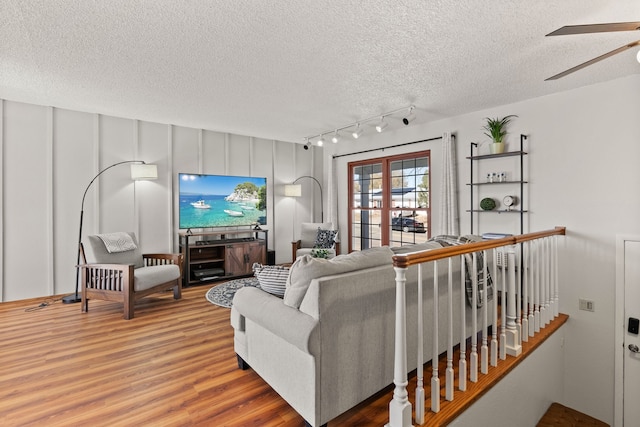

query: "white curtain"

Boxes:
[327, 155, 339, 228]
[439, 131, 459, 235]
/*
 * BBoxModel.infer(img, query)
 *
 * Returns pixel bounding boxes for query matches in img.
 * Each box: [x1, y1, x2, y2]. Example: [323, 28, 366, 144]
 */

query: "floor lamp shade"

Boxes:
[284, 184, 302, 197]
[287, 176, 323, 222]
[131, 164, 158, 180]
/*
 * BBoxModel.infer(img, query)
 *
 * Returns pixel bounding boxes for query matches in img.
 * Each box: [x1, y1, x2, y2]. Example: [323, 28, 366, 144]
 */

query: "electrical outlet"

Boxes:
[579, 298, 595, 312]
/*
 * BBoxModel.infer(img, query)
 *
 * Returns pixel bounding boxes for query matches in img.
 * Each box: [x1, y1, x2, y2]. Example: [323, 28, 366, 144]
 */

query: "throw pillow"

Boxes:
[252, 263, 289, 298]
[284, 246, 394, 309]
[314, 228, 338, 249]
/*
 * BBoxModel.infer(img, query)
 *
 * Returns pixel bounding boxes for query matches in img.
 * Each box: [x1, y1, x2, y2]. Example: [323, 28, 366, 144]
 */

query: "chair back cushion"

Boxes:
[300, 222, 334, 248]
[85, 232, 144, 268]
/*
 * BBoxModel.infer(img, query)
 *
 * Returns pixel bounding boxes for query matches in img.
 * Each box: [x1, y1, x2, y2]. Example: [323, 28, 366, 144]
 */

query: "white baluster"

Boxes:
[546, 238, 552, 325]
[516, 244, 522, 346]
[522, 242, 529, 343]
[481, 250, 489, 375]
[431, 261, 440, 413]
[500, 246, 507, 360]
[505, 247, 522, 357]
[540, 239, 549, 328]
[446, 258, 454, 401]
[415, 264, 424, 424]
[528, 240, 535, 338]
[385, 267, 412, 427]
[533, 241, 542, 334]
[552, 236, 560, 317]
[470, 253, 478, 382]
[459, 255, 467, 392]
[491, 248, 498, 367]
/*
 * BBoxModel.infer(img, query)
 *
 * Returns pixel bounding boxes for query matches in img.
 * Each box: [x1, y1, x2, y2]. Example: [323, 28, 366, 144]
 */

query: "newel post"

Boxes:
[386, 266, 413, 427]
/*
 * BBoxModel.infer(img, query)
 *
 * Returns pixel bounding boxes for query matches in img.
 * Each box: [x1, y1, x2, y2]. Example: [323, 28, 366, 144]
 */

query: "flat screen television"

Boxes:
[178, 173, 267, 229]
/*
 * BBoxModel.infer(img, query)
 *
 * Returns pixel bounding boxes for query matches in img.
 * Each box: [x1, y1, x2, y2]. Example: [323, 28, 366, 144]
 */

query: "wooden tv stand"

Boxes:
[178, 229, 267, 287]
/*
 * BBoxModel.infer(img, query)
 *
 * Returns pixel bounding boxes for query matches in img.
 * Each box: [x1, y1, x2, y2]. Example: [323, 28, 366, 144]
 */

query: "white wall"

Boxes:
[0, 100, 320, 302]
[325, 74, 640, 424]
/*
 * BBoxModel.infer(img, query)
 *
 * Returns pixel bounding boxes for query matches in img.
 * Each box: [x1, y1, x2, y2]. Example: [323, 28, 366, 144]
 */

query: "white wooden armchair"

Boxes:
[291, 222, 340, 262]
[79, 232, 183, 320]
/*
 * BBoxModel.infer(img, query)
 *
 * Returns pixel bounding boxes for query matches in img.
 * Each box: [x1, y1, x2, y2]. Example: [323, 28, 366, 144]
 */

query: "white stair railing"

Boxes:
[385, 227, 566, 427]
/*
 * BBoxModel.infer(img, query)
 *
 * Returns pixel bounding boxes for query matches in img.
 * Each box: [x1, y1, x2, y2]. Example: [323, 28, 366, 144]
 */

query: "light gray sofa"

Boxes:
[230, 244, 492, 427]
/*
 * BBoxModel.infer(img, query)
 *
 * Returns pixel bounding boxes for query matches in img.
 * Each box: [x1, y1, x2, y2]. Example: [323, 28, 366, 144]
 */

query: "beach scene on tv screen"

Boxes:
[179, 174, 267, 229]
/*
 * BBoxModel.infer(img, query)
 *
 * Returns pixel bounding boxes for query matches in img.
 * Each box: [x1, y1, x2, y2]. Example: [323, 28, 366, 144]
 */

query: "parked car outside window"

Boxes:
[391, 217, 426, 233]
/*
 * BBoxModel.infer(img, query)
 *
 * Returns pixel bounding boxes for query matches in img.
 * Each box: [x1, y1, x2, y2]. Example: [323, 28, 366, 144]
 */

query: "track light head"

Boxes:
[331, 130, 339, 143]
[403, 107, 415, 125]
[317, 135, 325, 147]
[303, 138, 310, 150]
[375, 117, 388, 133]
[352, 124, 363, 139]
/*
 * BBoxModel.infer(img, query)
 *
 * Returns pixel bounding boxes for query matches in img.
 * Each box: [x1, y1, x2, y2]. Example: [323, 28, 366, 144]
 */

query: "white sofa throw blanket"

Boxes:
[97, 232, 138, 253]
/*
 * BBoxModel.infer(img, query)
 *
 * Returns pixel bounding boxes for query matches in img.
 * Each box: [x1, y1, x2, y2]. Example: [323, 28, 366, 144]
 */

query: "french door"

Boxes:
[349, 151, 430, 252]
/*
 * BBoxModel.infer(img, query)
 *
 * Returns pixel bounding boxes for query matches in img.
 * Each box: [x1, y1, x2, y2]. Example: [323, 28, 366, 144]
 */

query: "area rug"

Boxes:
[205, 277, 260, 308]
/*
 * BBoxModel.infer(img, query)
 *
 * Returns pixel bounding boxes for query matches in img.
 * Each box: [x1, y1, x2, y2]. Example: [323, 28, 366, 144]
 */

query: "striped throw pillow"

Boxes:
[252, 263, 289, 298]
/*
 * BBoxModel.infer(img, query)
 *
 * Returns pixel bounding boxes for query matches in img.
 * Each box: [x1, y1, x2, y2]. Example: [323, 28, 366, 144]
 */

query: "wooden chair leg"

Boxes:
[124, 302, 134, 320]
[173, 282, 182, 300]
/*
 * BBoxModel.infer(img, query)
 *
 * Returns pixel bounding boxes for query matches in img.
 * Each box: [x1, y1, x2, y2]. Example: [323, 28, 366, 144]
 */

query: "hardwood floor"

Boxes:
[0, 286, 567, 427]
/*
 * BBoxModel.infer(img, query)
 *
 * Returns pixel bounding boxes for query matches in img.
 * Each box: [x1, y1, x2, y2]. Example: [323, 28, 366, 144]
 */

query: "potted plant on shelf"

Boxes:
[483, 115, 517, 154]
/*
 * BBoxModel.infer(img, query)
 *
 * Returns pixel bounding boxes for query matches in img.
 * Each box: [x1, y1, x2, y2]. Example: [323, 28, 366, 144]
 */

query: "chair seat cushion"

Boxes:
[134, 264, 180, 292]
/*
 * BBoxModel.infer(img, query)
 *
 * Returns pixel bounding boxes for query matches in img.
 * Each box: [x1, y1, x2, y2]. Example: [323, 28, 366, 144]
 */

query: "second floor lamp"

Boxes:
[284, 175, 323, 223]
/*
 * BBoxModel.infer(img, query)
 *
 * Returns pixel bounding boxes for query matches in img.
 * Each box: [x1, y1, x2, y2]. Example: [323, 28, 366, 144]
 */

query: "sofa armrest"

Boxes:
[232, 286, 319, 355]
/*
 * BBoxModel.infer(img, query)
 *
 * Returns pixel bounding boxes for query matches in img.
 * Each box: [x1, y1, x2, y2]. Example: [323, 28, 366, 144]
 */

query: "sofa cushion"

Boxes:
[284, 246, 394, 309]
[86, 232, 144, 269]
[252, 263, 289, 297]
[134, 264, 180, 292]
[314, 228, 338, 249]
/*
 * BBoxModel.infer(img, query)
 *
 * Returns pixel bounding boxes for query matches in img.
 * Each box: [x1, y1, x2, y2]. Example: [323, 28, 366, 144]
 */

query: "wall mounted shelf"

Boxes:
[467, 134, 528, 235]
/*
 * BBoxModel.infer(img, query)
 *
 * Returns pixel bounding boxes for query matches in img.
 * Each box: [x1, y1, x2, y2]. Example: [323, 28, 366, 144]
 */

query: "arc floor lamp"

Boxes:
[284, 175, 323, 223]
[62, 160, 158, 304]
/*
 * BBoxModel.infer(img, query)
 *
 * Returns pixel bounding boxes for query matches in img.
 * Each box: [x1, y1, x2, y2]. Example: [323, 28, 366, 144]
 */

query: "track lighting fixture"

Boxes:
[402, 107, 415, 125]
[331, 130, 340, 143]
[375, 117, 388, 133]
[303, 105, 414, 145]
[352, 124, 363, 139]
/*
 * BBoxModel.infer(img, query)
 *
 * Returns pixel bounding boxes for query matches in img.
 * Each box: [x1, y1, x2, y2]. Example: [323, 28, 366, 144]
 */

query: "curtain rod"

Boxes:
[332, 135, 450, 159]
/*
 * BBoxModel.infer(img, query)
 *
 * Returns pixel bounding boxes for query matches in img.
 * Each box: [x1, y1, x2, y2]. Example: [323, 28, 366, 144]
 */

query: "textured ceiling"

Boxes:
[1, 0, 639, 143]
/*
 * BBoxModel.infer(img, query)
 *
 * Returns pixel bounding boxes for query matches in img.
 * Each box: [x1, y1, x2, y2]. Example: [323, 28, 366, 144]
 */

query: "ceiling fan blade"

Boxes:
[547, 22, 640, 36]
[545, 40, 640, 81]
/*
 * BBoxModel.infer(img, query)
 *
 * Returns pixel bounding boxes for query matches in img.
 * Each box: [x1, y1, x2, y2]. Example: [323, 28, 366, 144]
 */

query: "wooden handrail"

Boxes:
[392, 226, 566, 268]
